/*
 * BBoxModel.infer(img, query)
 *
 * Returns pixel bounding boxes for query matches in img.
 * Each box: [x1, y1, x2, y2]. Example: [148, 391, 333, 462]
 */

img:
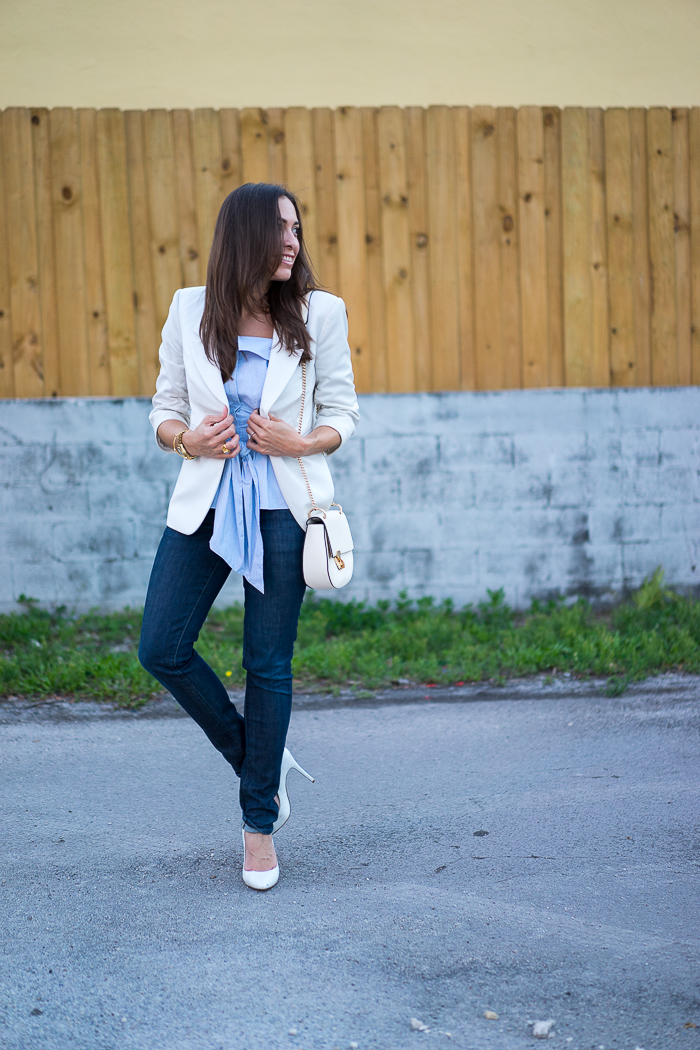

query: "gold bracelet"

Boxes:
[173, 429, 197, 460]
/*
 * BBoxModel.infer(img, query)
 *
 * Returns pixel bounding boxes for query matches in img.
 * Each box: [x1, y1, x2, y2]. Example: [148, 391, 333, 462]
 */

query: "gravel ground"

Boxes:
[1, 674, 698, 1050]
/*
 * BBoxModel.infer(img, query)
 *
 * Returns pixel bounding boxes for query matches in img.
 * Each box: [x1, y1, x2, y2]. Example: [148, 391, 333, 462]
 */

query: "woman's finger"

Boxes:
[221, 435, 240, 457]
[246, 413, 266, 433]
[202, 406, 229, 426]
[208, 416, 235, 436]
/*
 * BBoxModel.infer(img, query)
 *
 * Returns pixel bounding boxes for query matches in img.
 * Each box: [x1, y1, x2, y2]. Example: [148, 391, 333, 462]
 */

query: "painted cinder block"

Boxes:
[3, 445, 49, 485]
[400, 467, 475, 512]
[588, 504, 663, 546]
[363, 435, 439, 477]
[615, 386, 700, 430]
[622, 540, 698, 587]
[660, 503, 700, 544]
[660, 427, 700, 463]
[52, 522, 137, 562]
[439, 432, 514, 470]
[88, 477, 172, 522]
[0, 483, 90, 521]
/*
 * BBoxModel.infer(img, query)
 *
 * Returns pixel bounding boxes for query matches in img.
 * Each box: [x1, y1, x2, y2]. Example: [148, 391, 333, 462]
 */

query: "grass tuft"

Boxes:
[1, 570, 698, 705]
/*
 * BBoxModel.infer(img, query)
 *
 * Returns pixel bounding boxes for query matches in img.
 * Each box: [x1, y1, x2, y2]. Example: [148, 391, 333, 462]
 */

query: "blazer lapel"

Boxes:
[184, 292, 228, 408]
[259, 332, 301, 417]
[193, 346, 227, 407]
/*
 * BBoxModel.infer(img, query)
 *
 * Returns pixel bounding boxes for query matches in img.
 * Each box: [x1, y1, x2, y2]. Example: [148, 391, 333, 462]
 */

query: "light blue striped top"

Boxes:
[209, 336, 288, 593]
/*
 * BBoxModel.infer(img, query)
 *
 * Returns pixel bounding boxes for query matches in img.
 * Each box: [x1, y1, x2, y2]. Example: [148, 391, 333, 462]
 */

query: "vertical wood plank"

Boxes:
[144, 110, 183, 339]
[49, 107, 90, 396]
[311, 108, 339, 293]
[518, 106, 549, 388]
[604, 108, 636, 386]
[588, 109, 610, 386]
[192, 109, 223, 283]
[629, 108, 652, 386]
[220, 108, 243, 204]
[498, 106, 521, 389]
[97, 109, 139, 395]
[4, 108, 44, 396]
[453, 107, 475, 390]
[426, 106, 460, 390]
[361, 107, 387, 393]
[78, 109, 111, 395]
[124, 111, 159, 396]
[31, 108, 61, 397]
[562, 107, 591, 386]
[266, 108, 287, 184]
[172, 109, 202, 288]
[0, 112, 15, 397]
[471, 106, 502, 390]
[543, 107, 564, 386]
[240, 108, 269, 184]
[672, 108, 692, 385]
[647, 107, 678, 385]
[405, 106, 432, 391]
[285, 108, 319, 271]
[377, 106, 415, 392]
[690, 108, 700, 384]
[334, 107, 370, 389]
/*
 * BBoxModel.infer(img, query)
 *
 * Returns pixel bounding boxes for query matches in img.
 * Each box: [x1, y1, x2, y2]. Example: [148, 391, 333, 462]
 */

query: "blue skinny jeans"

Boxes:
[138, 509, 306, 834]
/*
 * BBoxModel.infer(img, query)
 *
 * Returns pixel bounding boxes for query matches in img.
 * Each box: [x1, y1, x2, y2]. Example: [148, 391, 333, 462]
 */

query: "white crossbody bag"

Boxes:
[296, 360, 354, 590]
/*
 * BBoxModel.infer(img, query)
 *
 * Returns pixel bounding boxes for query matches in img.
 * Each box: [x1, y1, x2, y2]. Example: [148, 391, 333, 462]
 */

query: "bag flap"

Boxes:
[310, 507, 354, 554]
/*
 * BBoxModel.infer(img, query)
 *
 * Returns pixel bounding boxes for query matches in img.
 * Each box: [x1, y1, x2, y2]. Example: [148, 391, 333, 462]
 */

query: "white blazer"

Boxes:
[150, 286, 360, 535]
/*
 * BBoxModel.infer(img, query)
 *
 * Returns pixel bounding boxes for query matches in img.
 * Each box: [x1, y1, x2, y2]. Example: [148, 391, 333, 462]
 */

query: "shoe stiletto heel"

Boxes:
[272, 747, 315, 835]
[241, 829, 279, 891]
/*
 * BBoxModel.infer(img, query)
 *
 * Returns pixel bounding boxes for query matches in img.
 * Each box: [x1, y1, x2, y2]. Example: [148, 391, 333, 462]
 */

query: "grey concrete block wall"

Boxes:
[1, 387, 698, 612]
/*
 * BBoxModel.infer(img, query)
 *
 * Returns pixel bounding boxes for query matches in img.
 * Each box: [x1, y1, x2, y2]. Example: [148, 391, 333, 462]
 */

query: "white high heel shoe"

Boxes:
[241, 829, 279, 891]
[272, 747, 315, 834]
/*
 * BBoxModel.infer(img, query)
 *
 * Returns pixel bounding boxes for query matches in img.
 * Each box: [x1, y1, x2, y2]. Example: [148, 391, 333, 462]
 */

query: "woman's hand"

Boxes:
[246, 411, 341, 457]
[157, 408, 240, 459]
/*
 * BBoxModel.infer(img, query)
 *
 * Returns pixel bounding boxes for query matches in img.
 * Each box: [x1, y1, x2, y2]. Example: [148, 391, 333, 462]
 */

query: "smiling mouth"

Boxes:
[282, 255, 295, 266]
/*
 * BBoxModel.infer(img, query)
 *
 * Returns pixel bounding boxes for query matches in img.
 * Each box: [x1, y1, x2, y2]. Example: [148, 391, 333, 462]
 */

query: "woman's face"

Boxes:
[271, 196, 300, 281]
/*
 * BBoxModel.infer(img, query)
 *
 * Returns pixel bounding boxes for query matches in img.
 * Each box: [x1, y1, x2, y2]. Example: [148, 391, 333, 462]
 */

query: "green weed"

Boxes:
[0, 570, 698, 705]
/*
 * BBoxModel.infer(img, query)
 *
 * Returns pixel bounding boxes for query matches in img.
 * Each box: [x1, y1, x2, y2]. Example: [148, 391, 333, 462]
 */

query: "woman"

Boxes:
[139, 183, 359, 891]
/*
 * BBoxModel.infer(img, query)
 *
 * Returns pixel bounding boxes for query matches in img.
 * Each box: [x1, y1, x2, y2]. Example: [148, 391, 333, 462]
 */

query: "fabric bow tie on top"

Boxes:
[209, 340, 278, 594]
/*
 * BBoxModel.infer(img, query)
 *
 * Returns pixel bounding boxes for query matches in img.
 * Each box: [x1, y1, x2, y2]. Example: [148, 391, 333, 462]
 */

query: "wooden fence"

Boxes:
[0, 105, 698, 399]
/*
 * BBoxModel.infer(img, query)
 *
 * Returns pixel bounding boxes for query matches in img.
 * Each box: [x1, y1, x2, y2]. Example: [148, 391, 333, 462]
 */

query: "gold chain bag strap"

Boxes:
[296, 361, 354, 589]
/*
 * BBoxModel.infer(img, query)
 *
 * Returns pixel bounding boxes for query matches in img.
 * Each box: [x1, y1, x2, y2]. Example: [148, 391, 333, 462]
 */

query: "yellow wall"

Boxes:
[1, 0, 699, 110]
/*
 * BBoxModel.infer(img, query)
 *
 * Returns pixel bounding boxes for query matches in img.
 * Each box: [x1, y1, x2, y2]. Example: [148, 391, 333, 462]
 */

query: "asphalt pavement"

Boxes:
[1, 675, 698, 1050]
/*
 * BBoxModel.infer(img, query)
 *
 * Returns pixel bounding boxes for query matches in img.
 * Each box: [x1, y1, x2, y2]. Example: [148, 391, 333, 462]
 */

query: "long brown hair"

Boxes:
[199, 183, 317, 381]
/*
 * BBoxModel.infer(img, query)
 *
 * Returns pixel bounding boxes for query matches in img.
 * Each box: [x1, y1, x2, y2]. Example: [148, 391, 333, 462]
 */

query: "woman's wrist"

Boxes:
[299, 427, 341, 456]
[174, 429, 198, 460]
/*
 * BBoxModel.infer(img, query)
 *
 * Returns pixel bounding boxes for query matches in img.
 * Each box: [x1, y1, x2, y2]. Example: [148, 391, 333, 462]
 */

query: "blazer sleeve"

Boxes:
[312, 296, 360, 452]
[149, 289, 191, 451]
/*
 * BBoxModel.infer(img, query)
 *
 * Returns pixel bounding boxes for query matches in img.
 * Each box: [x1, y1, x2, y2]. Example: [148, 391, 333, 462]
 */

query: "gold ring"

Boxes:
[221, 443, 230, 455]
